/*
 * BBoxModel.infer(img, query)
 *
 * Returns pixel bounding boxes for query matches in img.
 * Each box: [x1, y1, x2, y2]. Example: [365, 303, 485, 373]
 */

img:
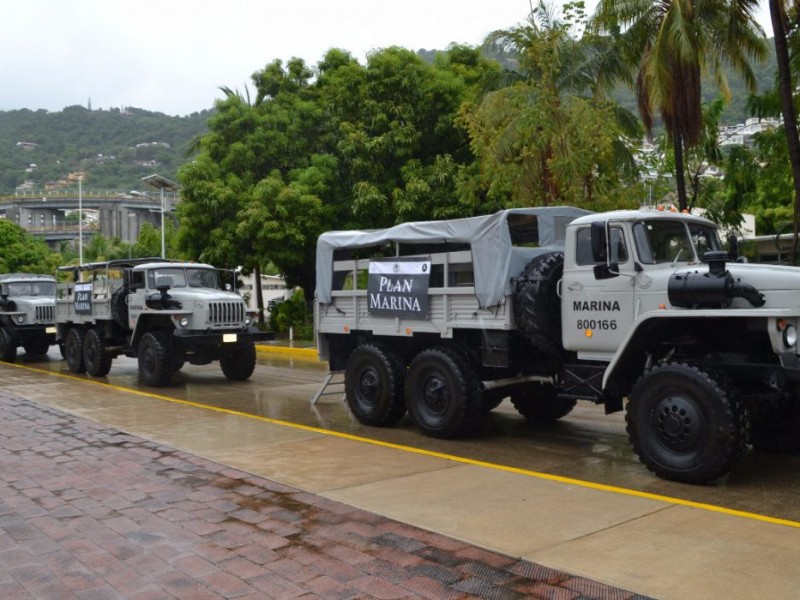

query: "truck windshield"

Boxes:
[633, 220, 721, 264]
[5, 282, 56, 297]
[148, 268, 220, 289]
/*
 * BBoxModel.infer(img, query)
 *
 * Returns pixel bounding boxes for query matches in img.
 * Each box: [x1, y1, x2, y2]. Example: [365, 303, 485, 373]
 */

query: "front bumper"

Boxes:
[8, 324, 57, 345]
[172, 327, 274, 350]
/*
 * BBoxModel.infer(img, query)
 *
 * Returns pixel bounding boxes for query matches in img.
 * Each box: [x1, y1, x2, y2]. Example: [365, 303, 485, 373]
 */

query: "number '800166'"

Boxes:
[576, 319, 617, 330]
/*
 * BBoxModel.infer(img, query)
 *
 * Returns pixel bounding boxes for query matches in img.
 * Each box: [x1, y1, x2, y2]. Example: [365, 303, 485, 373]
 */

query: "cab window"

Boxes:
[575, 227, 628, 266]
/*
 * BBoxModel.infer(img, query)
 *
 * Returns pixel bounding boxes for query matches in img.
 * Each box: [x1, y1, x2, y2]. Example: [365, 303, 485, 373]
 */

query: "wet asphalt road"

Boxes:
[13, 347, 800, 526]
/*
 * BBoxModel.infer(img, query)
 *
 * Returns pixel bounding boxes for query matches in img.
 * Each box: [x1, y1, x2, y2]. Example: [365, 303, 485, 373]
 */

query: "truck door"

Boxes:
[561, 224, 635, 356]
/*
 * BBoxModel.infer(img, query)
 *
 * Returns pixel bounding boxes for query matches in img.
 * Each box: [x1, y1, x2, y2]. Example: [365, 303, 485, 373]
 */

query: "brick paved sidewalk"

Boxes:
[0, 392, 649, 599]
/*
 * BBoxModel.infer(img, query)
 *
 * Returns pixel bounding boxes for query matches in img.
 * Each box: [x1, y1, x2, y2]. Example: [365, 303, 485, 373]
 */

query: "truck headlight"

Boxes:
[244, 316, 253, 327]
[783, 325, 797, 348]
[15, 316, 24, 324]
[179, 316, 190, 327]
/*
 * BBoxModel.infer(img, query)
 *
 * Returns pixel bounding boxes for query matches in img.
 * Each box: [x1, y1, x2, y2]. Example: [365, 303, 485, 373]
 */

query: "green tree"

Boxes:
[459, 1, 640, 208]
[0, 220, 61, 273]
[766, 0, 800, 262]
[594, 0, 767, 211]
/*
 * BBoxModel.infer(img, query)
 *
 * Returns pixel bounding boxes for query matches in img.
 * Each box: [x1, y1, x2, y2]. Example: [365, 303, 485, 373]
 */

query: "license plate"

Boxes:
[222, 333, 238, 343]
[45, 326, 56, 334]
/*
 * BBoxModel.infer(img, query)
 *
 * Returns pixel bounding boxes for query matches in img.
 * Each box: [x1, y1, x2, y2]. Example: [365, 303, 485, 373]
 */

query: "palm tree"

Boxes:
[767, 0, 800, 263]
[594, 0, 767, 210]
[468, 1, 640, 206]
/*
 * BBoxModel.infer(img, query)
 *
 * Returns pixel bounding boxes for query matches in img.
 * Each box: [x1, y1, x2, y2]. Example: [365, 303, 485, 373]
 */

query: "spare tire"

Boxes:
[513, 252, 564, 354]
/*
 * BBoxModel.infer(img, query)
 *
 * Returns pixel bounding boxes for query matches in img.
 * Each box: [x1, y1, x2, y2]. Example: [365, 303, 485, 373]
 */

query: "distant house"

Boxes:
[236, 272, 290, 313]
[16, 142, 38, 150]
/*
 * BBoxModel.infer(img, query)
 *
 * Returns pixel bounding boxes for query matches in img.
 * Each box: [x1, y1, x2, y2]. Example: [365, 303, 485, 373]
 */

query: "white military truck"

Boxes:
[315, 207, 800, 483]
[0, 273, 57, 361]
[56, 258, 273, 386]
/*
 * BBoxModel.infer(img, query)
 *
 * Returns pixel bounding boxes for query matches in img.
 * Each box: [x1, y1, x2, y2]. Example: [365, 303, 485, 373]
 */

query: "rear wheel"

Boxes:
[23, 338, 50, 357]
[344, 343, 406, 426]
[510, 382, 576, 423]
[626, 362, 748, 484]
[83, 328, 113, 377]
[220, 342, 257, 381]
[64, 328, 86, 373]
[0, 328, 17, 362]
[404, 346, 482, 438]
[137, 331, 172, 387]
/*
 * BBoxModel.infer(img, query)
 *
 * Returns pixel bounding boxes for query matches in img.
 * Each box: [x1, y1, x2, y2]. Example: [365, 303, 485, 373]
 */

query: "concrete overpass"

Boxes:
[0, 190, 179, 247]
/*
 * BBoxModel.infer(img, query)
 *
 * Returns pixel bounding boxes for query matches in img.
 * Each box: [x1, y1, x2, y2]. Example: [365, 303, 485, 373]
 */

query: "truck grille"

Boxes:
[208, 301, 245, 326]
[35, 305, 55, 323]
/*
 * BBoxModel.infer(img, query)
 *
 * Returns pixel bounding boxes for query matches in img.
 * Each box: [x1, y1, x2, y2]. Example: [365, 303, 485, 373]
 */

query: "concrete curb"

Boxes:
[256, 343, 319, 361]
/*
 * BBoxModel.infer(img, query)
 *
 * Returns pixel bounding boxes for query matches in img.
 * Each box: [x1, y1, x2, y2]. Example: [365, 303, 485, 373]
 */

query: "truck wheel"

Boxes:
[137, 331, 172, 387]
[750, 400, 800, 454]
[627, 362, 748, 484]
[0, 328, 17, 362]
[23, 338, 50, 357]
[220, 342, 257, 381]
[405, 346, 482, 438]
[510, 382, 576, 423]
[344, 343, 406, 426]
[513, 252, 564, 354]
[83, 328, 113, 377]
[64, 328, 86, 373]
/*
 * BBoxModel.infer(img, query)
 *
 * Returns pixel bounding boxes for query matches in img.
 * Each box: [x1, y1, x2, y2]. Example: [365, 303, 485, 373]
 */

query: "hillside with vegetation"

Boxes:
[0, 106, 211, 194]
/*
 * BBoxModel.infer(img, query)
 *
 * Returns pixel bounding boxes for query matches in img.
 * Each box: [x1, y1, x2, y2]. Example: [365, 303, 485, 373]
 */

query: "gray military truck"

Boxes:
[315, 207, 800, 483]
[0, 273, 57, 361]
[56, 258, 273, 386]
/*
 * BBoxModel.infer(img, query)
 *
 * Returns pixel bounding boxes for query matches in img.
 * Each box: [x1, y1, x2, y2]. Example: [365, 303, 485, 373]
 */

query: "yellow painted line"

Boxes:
[256, 344, 319, 360]
[6, 360, 800, 530]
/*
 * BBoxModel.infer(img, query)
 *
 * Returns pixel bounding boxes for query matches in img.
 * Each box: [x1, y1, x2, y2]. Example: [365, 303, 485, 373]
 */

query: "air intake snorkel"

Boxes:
[668, 251, 765, 309]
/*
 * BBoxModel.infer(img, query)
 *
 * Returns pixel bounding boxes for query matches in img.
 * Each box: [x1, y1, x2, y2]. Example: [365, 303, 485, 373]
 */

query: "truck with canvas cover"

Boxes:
[56, 258, 273, 386]
[315, 207, 800, 483]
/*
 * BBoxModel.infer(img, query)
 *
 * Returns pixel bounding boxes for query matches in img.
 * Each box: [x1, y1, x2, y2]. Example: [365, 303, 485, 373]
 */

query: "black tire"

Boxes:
[404, 346, 482, 438]
[220, 342, 257, 381]
[750, 400, 800, 454]
[344, 343, 406, 426]
[626, 362, 748, 484]
[83, 328, 113, 377]
[64, 328, 86, 373]
[137, 331, 172, 387]
[0, 328, 16, 362]
[23, 338, 50, 357]
[510, 382, 576, 423]
[513, 252, 564, 354]
[58, 343, 66, 360]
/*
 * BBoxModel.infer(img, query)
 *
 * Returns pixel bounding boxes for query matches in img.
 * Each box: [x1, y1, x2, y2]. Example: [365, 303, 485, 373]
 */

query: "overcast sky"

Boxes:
[2, 0, 773, 117]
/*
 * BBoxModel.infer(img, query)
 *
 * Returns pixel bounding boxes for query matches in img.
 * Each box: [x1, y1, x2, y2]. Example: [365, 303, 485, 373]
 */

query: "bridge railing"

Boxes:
[0, 190, 180, 203]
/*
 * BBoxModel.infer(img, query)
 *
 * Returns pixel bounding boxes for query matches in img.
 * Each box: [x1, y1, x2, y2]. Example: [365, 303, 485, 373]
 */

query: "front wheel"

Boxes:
[344, 343, 406, 426]
[64, 328, 86, 373]
[220, 342, 257, 381]
[0, 328, 16, 362]
[626, 362, 748, 484]
[23, 338, 50, 357]
[404, 347, 482, 438]
[137, 331, 172, 387]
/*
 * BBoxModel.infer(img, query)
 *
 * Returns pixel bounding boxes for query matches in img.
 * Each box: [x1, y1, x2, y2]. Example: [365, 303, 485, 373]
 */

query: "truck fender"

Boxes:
[601, 308, 783, 394]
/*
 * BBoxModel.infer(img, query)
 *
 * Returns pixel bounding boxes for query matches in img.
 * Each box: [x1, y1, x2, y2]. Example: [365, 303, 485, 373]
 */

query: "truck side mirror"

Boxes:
[155, 276, 173, 292]
[0, 283, 7, 299]
[590, 221, 619, 280]
[590, 221, 607, 262]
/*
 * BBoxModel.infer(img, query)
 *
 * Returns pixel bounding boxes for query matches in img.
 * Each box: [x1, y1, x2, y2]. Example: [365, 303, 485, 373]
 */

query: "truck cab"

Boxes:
[0, 273, 56, 361]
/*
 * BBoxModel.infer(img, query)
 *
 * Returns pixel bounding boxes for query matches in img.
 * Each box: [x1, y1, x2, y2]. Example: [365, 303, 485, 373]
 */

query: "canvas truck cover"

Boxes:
[315, 207, 591, 308]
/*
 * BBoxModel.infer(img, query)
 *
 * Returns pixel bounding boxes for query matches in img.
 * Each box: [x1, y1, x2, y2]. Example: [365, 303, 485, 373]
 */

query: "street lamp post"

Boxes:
[78, 175, 83, 266]
[141, 174, 179, 259]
